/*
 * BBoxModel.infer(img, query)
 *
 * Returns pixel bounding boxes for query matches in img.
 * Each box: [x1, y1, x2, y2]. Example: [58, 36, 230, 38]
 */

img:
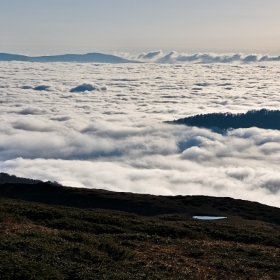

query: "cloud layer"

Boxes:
[0, 61, 280, 207]
[136, 51, 280, 64]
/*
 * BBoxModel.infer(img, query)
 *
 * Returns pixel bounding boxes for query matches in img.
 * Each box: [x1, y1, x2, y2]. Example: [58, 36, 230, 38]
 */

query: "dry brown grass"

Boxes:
[0, 221, 59, 235]
[131, 239, 280, 279]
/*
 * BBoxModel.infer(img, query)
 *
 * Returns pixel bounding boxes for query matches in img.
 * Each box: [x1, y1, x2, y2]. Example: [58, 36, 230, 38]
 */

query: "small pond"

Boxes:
[193, 216, 227, 220]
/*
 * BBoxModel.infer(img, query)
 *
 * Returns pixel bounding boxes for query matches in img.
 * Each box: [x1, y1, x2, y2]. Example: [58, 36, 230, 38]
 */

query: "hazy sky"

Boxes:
[0, 0, 280, 55]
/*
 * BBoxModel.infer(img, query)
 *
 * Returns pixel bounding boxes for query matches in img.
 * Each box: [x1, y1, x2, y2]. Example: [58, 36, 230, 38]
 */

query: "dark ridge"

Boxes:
[0, 172, 60, 186]
[0, 52, 136, 63]
[173, 109, 280, 130]
[0, 174, 279, 226]
[0, 172, 42, 185]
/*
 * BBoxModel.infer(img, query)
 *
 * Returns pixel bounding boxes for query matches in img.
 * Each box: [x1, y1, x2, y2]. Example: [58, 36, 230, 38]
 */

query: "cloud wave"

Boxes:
[152, 52, 280, 64]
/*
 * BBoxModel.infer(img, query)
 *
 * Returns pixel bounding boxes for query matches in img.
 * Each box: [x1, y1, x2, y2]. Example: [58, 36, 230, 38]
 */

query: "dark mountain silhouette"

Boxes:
[0, 172, 42, 184]
[173, 109, 280, 130]
[0, 52, 136, 63]
[0, 172, 60, 186]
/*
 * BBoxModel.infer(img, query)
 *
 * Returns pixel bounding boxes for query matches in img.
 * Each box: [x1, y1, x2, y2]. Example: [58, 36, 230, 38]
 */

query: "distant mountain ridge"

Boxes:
[0, 52, 135, 63]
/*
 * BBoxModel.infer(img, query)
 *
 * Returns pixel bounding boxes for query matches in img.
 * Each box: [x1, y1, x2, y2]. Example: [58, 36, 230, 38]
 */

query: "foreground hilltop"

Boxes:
[0, 173, 279, 279]
[0, 173, 280, 225]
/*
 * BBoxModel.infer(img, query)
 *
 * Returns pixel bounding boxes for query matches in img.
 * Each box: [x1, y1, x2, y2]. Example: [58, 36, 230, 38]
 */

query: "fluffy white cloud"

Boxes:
[0, 60, 280, 207]
[138, 50, 163, 60]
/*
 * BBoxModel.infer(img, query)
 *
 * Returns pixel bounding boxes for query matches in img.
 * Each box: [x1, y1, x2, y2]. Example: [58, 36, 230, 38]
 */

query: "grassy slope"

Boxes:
[0, 183, 279, 279]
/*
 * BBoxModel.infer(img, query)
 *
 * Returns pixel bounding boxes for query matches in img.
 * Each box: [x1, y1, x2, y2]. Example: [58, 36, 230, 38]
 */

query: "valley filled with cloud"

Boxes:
[1, 59, 280, 207]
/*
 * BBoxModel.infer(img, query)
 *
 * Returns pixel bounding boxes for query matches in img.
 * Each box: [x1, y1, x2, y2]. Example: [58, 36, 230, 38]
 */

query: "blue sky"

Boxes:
[0, 0, 279, 55]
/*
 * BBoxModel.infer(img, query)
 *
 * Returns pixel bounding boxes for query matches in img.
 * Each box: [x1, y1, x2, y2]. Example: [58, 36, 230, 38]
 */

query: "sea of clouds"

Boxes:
[0, 59, 280, 207]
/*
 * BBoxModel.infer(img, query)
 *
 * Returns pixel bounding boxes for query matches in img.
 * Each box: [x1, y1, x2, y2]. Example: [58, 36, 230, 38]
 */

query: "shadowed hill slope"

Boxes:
[0, 195, 279, 279]
[0, 177, 279, 226]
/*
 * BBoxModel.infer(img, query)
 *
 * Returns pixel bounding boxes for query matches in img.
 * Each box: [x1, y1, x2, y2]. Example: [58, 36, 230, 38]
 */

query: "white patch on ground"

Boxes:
[193, 216, 227, 220]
